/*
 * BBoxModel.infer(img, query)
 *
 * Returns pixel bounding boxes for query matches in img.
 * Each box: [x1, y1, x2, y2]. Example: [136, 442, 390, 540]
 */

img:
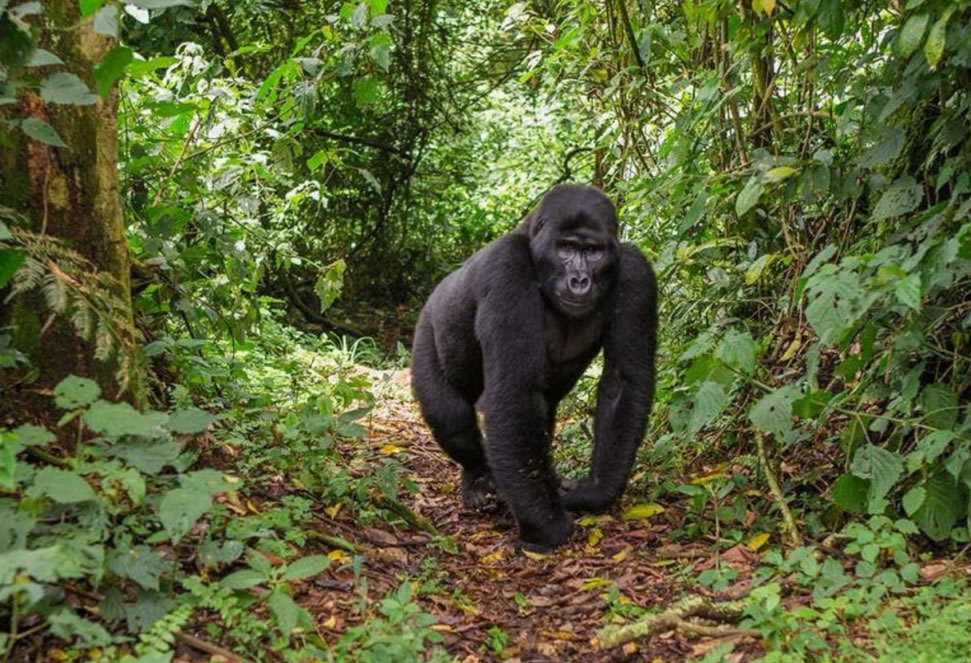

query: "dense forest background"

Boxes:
[1, 0, 970, 661]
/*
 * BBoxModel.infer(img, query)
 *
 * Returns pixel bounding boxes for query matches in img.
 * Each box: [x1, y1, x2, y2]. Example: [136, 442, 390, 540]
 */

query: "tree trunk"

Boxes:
[0, 0, 145, 424]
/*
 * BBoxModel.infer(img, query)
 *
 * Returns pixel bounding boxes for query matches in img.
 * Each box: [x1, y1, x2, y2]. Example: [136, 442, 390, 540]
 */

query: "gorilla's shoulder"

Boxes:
[618, 242, 654, 275]
[467, 233, 533, 276]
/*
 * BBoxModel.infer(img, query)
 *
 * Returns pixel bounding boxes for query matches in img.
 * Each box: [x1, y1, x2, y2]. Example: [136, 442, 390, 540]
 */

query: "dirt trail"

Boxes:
[299, 370, 757, 662]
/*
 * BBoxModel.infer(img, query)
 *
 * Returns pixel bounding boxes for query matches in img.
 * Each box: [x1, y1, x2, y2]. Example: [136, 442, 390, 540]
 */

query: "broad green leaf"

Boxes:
[857, 126, 904, 169]
[749, 386, 794, 437]
[902, 485, 925, 516]
[912, 471, 961, 541]
[281, 555, 331, 581]
[818, 0, 844, 39]
[0, 248, 26, 288]
[906, 430, 955, 473]
[19, 118, 67, 148]
[94, 46, 132, 98]
[126, 0, 194, 7]
[168, 407, 217, 434]
[716, 330, 758, 373]
[850, 444, 903, 506]
[128, 56, 178, 78]
[92, 8, 117, 38]
[353, 76, 381, 107]
[12, 424, 55, 447]
[765, 166, 796, 182]
[735, 177, 763, 217]
[307, 149, 328, 172]
[872, 177, 923, 222]
[84, 402, 168, 438]
[752, 0, 776, 15]
[268, 590, 300, 635]
[30, 468, 97, 503]
[157, 487, 212, 541]
[40, 72, 97, 105]
[371, 0, 389, 14]
[79, 0, 105, 16]
[48, 610, 113, 648]
[745, 253, 776, 284]
[27, 49, 63, 66]
[54, 375, 101, 409]
[894, 273, 921, 311]
[804, 270, 870, 345]
[680, 189, 707, 231]
[107, 546, 166, 590]
[221, 569, 265, 590]
[369, 33, 392, 71]
[181, 469, 234, 495]
[924, 6, 955, 68]
[831, 473, 868, 513]
[897, 13, 929, 57]
[0, 221, 10, 241]
[687, 381, 727, 435]
[124, 4, 149, 23]
[920, 384, 958, 429]
[109, 438, 181, 474]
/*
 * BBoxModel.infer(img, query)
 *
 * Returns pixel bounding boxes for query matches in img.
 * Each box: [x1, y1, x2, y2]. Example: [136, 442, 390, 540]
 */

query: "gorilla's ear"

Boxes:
[529, 213, 547, 236]
[515, 211, 546, 237]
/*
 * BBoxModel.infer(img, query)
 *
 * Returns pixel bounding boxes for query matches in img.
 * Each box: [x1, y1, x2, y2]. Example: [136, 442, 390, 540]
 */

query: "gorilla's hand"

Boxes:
[518, 507, 573, 553]
[460, 468, 496, 509]
[562, 479, 617, 513]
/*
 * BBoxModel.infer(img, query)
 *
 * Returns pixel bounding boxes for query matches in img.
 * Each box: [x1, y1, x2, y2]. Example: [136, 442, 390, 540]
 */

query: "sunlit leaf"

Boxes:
[897, 13, 929, 58]
[621, 503, 665, 520]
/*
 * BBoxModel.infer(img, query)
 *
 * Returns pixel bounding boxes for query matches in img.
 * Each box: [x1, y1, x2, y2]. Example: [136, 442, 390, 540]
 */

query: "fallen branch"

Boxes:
[371, 493, 440, 536]
[597, 595, 757, 650]
[175, 631, 255, 663]
[306, 529, 357, 553]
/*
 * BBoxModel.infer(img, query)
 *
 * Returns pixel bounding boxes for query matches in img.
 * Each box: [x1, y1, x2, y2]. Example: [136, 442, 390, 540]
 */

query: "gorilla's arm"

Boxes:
[563, 244, 657, 512]
[474, 240, 573, 550]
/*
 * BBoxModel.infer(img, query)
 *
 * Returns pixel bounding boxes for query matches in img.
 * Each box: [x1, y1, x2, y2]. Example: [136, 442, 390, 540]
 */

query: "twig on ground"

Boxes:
[372, 493, 440, 536]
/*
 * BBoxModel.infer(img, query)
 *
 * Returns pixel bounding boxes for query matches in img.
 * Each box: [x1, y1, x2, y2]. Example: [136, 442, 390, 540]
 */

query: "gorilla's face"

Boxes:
[530, 185, 619, 318]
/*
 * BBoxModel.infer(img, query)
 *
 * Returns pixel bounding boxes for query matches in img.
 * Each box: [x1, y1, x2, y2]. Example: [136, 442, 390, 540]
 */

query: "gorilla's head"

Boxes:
[526, 184, 619, 318]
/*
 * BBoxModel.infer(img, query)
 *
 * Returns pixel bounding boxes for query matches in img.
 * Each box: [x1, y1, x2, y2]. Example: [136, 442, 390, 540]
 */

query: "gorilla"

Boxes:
[411, 184, 657, 552]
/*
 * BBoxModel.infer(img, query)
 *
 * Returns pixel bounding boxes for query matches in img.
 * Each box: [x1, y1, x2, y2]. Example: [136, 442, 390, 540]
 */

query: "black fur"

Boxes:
[411, 184, 657, 551]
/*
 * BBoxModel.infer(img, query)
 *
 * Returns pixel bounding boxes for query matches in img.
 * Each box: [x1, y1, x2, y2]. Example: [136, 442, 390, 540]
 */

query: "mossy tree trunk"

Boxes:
[0, 0, 145, 419]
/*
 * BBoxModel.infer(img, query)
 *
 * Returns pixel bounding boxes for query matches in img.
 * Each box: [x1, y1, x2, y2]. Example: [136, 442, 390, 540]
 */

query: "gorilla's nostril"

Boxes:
[570, 275, 591, 294]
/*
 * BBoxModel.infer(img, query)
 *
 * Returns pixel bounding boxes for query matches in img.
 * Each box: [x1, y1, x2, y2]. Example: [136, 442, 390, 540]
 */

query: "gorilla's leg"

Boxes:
[411, 320, 494, 508]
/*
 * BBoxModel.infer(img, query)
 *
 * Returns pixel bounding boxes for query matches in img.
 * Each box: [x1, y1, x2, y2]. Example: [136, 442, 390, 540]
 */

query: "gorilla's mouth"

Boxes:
[556, 295, 595, 316]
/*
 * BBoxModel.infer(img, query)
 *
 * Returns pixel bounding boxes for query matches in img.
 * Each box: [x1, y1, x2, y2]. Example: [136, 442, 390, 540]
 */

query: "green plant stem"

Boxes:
[756, 432, 803, 547]
[3, 598, 19, 663]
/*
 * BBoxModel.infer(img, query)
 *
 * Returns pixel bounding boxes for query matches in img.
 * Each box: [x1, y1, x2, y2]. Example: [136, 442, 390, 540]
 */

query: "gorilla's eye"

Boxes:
[584, 246, 605, 262]
[558, 245, 578, 261]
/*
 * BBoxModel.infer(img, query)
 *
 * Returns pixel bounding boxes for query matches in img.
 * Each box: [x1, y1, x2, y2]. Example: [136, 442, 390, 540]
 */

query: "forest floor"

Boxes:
[287, 370, 766, 663]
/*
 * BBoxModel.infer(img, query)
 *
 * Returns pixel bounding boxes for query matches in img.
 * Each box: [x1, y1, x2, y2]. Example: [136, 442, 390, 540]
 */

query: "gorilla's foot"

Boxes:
[460, 468, 496, 509]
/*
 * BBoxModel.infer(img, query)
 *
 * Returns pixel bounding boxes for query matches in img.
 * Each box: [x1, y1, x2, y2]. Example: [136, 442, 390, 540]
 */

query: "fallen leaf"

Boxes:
[323, 615, 337, 629]
[690, 472, 725, 485]
[612, 546, 632, 562]
[621, 503, 665, 520]
[325, 503, 341, 518]
[328, 550, 350, 563]
[380, 443, 403, 455]
[482, 549, 505, 564]
[587, 527, 603, 550]
[747, 532, 770, 551]
[582, 577, 613, 591]
[522, 549, 549, 561]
